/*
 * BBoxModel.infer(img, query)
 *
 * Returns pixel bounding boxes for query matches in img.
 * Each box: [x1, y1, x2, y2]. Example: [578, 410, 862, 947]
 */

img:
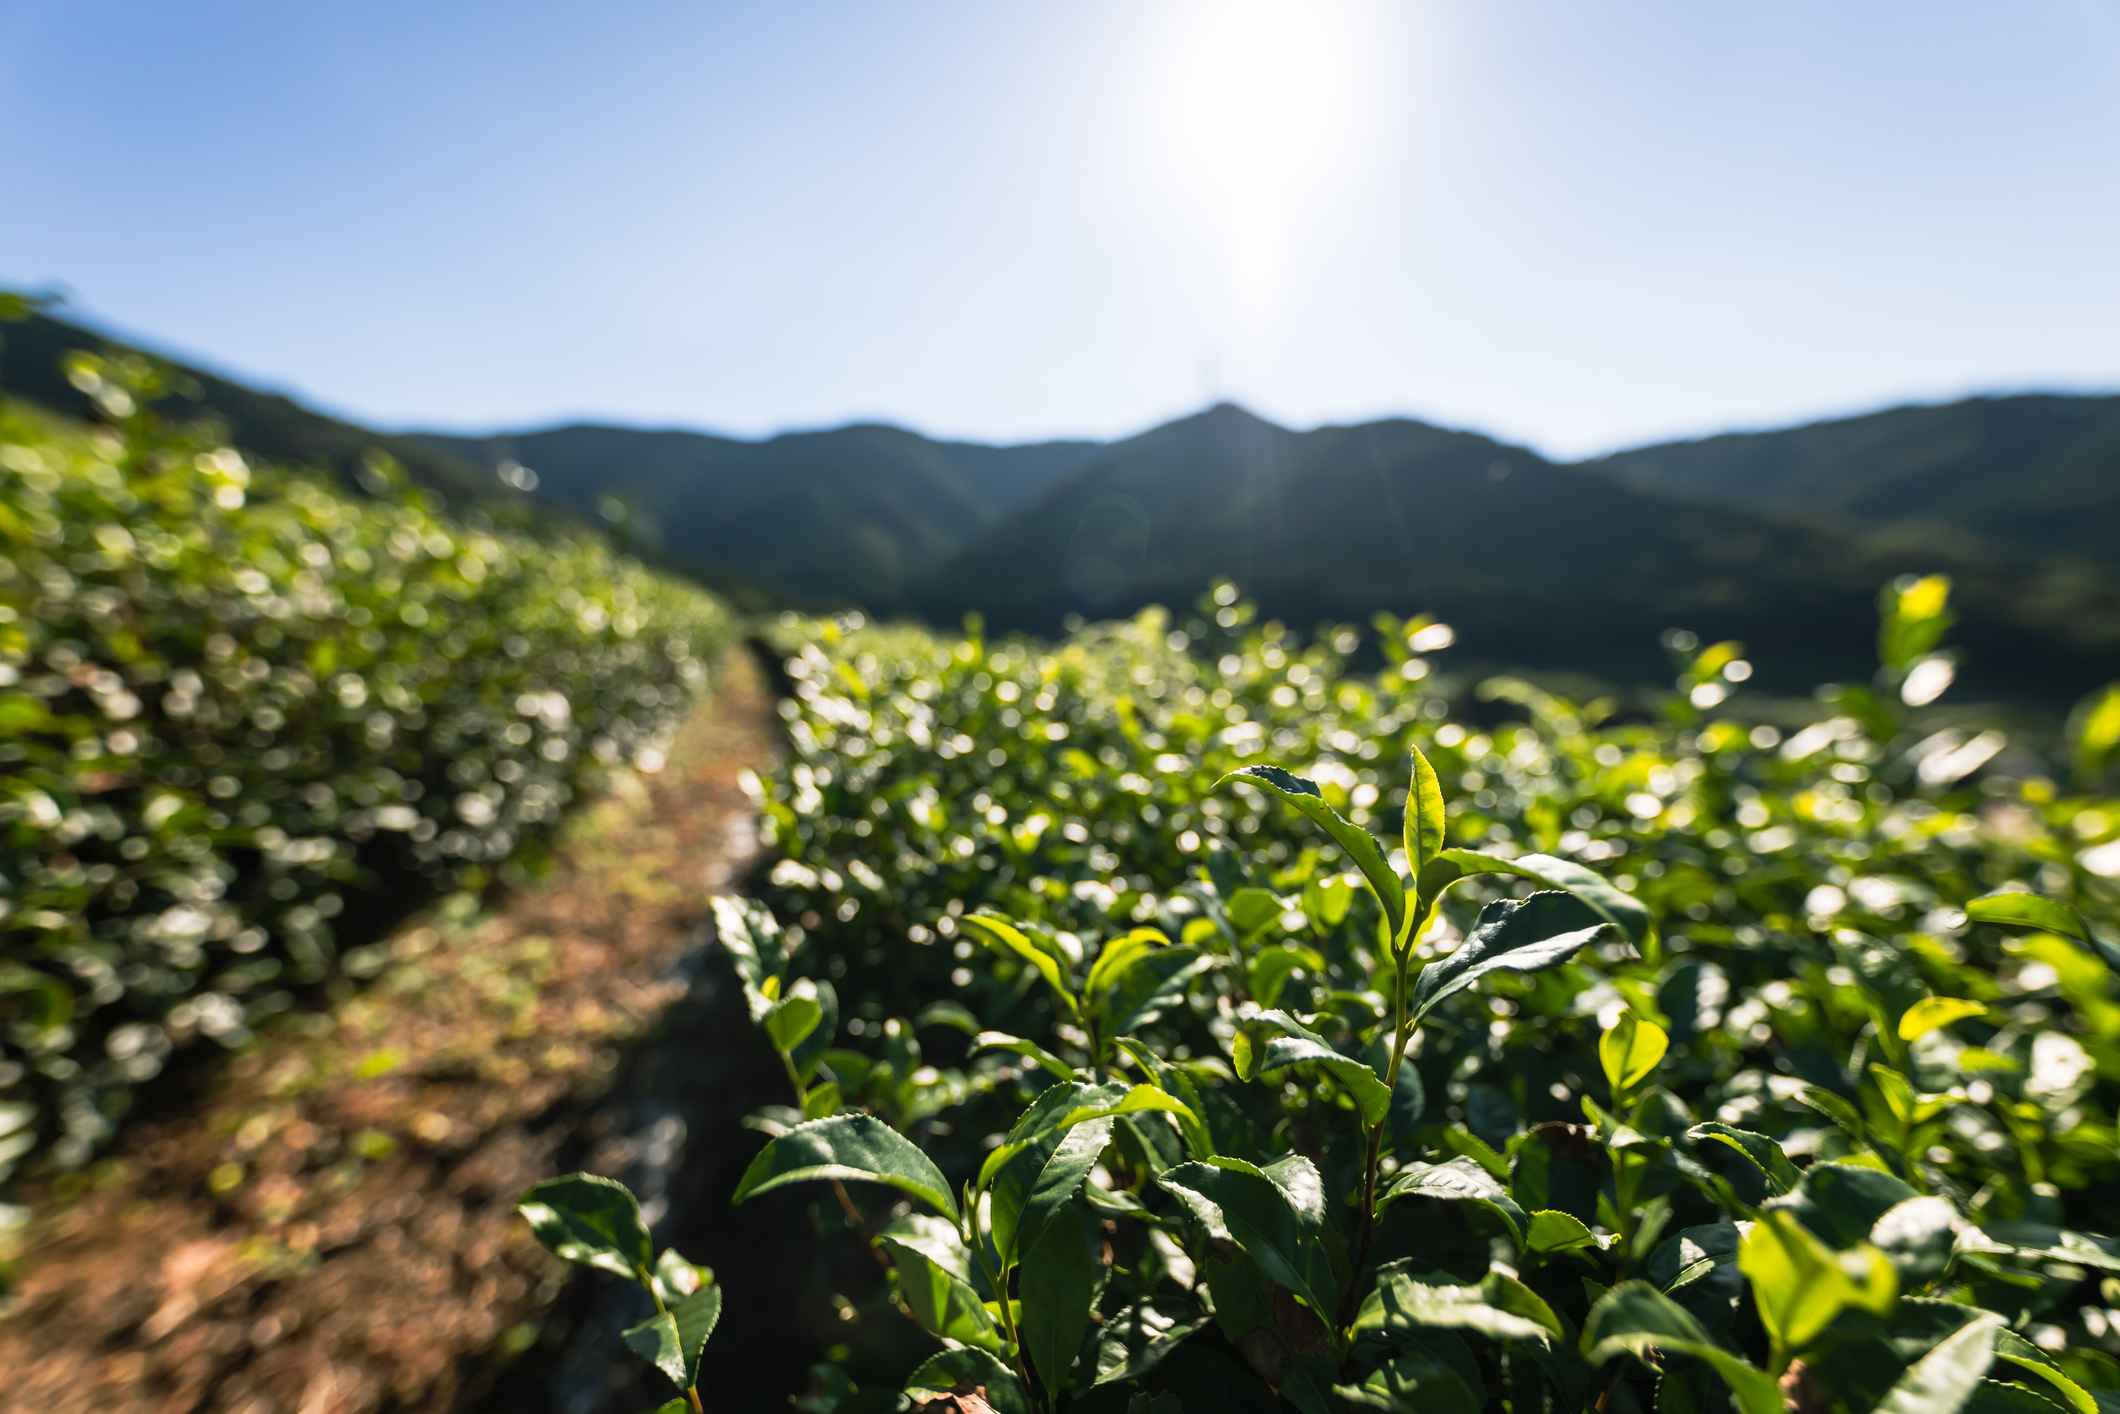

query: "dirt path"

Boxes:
[0, 652, 781, 1414]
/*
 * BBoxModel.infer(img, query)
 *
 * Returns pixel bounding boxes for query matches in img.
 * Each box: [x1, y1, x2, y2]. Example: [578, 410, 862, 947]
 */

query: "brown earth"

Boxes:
[0, 652, 780, 1414]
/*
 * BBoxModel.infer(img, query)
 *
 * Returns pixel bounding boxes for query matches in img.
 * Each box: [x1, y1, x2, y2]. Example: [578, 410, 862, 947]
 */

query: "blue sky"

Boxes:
[2, 1, 2116, 457]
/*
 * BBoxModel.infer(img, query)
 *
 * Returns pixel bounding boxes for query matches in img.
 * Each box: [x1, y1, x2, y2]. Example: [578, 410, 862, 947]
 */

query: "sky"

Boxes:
[2, 1, 2117, 459]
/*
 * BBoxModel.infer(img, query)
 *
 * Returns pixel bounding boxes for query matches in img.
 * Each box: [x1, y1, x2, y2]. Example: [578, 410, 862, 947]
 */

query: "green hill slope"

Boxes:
[0, 311, 507, 509]
[907, 404, 2120, 702]
[411, 424, 1103, 606]
[1588, 393, 2120, 565]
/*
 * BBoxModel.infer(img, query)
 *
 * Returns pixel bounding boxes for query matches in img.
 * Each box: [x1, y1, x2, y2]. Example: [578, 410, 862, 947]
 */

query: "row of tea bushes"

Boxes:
[743, 585, 2120, 1397]
[0, 359, 731, 1178]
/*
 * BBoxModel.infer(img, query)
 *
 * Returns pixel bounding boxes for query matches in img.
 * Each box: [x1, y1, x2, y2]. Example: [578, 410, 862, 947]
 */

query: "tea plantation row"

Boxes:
[0, 355, 731, 1182]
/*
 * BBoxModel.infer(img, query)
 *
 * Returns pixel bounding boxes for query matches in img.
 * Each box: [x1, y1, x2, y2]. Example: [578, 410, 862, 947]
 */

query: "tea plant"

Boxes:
[594, 573, 2117, 1410]
[0, 357, 730, 1181]
[714, 739, 2120, 1412]
[518, 1173, 725, 1414]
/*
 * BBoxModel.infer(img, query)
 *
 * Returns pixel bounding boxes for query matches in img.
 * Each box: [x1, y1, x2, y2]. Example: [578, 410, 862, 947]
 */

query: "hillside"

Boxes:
[0, 310, 508, 510]
[907, 404, 2120, 701]
[1589, 393, 2120, 565]
[411, 424, 1103, 606]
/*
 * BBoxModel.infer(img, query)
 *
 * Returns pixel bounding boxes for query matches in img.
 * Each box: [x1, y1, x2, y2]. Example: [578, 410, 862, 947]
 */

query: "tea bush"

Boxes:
[635, 578, 2120, 1412]
[0, 357, 730, 1180]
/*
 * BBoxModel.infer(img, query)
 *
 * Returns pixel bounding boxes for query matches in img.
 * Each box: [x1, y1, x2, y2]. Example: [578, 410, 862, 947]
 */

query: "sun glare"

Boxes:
[1127, 0, 1387, 334]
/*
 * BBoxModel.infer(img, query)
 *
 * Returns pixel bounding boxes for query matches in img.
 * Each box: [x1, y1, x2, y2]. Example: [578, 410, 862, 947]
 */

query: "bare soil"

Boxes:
[0, 652, 782, 1414]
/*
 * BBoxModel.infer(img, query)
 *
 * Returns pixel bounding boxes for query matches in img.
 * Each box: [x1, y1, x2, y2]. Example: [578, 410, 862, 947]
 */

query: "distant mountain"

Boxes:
[6, 303, 2113, 701]
[409, 425, 1103, 607]
[907, 404, 2120, 702]
[1588, 394, 2120, 567]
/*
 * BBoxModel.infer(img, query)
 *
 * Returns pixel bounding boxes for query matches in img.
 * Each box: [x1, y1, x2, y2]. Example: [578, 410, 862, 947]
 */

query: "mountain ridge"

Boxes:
[5, 306, 2114, 701]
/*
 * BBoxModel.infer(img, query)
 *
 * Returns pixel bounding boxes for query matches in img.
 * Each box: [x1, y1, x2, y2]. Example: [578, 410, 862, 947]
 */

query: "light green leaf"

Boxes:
[1898, 996, 1988, 1042]
[1526, 1209, 1603, 1255]
[1412, 892, 1611, 1025]
[1220, 765, 1405, 940]
[2075, 683, 2120, 778]
[1874, 1310, 2004, 1414]
[732, 1113, 956, 1219]
[973, 1030, 1075, 1080]
[763, 995, 821, 1054]
[1225, 887, 1285, 937]
[1738, 1209, 1898, 1354]
[1580, 1280, 1782, 1414]
[964, 914, 1079, 1017]
[1084, 927, 1169, 999]
[1248, 944, 1324, 1011]
[1404, 743, 1446, 890]
[1964, 891, 2094, 948]
[1600, 1011, 1669, 1094]
[517, 1173, 653, 1280]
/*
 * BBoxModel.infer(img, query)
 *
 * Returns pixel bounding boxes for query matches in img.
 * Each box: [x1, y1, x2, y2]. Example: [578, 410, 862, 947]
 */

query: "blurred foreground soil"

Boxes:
[0, 652, 779, 1414]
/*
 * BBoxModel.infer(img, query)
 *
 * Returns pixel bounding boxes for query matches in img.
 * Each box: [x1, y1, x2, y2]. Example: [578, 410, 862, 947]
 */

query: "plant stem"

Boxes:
[1341, 939, 1416, 1332]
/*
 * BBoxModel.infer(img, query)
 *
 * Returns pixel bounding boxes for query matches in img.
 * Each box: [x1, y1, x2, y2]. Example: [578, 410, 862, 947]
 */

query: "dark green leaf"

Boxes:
[1378, 1156, 1527, 1247]
[790, 979, 838, 1083]
[1686, 1123, 1799, 1196]
[1011, 1116, 1115, 1265]
[1250, 1010, 1393, 1127]
[1356, 1260, 1560, 1345]
[1966, 1223, 2120, 1274]
[651, 1247, 714, 1308]
[1338, 1343, 1484, 1414]
[1093, 1299, 1209, 1386]
[1769, 1162, 1917, 1248]
[1581, 1281, 1783, 1414]
[516, 1173, 653, 1280]
[879, 1220, 1000, 1352]
[1157, 1155, 1338, 1324]
[904, 1347, 1029, 1414]
[1096, 945, 1209, 1037]
[1412, 892, 1611, 1024]
[1220, 765, 1405, 940]
[1871, 1196, 1960, 1286]
[1795, 1086, 1867, 1144]
[1019, 1199, 1100, 1400]
[712, 895, 789, 1023]
[731, 1113, 956, 1218]
[1428, 848, 1654, 953]
[622, 1312, 687, 1391]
